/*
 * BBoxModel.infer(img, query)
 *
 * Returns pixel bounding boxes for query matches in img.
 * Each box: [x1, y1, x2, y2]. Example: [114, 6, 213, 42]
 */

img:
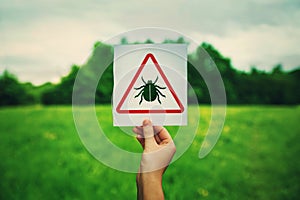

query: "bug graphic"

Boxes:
[134, 76, 166, 105]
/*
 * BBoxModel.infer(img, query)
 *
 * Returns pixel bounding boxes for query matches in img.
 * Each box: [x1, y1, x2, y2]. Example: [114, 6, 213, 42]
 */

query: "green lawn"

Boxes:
[0, 105, 299, 199]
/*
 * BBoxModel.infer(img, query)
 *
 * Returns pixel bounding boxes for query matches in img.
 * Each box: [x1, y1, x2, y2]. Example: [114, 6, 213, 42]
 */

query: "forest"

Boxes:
[0, 39, 299, 106]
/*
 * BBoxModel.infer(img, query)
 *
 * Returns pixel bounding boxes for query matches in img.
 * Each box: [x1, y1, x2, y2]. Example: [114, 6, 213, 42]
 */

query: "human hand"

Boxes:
[133, 119, 176, 173]
[133, 119, 176, 200]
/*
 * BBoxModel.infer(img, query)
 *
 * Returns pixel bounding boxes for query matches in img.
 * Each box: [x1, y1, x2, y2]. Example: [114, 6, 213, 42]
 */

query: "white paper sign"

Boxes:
[113, 44, 187, 126]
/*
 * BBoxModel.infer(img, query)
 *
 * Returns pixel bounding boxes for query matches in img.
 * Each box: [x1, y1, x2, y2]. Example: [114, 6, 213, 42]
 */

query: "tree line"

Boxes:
[0, 39, 299, 106]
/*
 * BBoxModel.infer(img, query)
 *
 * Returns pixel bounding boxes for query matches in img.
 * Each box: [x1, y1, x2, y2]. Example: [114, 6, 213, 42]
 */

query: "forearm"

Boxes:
[137, 172, 164, 200]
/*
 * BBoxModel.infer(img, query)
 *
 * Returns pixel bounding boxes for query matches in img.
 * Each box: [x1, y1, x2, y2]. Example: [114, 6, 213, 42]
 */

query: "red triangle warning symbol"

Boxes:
[116, 53, 184, 114]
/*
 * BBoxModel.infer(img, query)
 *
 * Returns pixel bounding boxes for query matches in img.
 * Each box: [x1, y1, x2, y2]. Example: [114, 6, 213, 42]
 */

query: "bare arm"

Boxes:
[137, 172, 164, 200]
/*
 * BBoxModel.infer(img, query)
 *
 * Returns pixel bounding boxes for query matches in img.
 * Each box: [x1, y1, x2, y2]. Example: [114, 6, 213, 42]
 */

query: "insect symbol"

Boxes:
[134, 76, 166, 105]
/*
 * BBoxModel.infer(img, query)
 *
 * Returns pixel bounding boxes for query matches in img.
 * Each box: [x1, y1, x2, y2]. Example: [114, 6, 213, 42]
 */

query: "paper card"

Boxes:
[113, 44, 187, 126]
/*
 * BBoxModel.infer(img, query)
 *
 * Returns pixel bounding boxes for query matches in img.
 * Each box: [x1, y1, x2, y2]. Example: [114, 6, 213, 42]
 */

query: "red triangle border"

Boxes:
[116, 53, 184, 114]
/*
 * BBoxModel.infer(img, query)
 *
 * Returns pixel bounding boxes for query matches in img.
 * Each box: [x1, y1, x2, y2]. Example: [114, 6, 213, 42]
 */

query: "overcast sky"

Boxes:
[1, 0, 300, 85]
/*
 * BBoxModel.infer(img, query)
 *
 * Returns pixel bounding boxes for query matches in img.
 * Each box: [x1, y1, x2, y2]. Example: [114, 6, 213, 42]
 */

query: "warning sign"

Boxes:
[116, 53, 184, 114]
[113, 44, 187, 126]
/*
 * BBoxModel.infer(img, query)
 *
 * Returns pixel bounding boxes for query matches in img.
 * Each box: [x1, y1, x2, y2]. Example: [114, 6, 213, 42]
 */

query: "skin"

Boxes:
[133, 119, 176, 200]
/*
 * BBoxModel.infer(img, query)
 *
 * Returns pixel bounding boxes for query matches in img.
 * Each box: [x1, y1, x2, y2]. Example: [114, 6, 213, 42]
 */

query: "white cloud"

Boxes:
[191, 24, 300, 71]
[0, 16, 124, 84]
[0, 0, 299, 84]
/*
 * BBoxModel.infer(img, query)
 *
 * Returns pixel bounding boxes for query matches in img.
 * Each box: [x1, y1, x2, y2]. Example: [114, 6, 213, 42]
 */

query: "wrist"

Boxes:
[137, 172, 164, 200]
[136, 171, 162, 186]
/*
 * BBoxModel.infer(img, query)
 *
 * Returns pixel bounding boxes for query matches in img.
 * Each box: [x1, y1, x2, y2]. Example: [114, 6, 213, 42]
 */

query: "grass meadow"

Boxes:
[0, 105, 299, 199]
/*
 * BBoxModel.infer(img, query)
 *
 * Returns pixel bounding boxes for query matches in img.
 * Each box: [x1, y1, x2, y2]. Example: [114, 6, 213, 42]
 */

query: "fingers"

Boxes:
[154, 126, 172, 144]
[154, 134, 162, 144]
[142, 119, 158, 151]
[133, 126, 143, 135]
[133, 126, 144, 148]
[133, 122, 172, 146]
[133, 121, 158, 150]
[153, 126, 164, 134]
[136, 134, 145, 148]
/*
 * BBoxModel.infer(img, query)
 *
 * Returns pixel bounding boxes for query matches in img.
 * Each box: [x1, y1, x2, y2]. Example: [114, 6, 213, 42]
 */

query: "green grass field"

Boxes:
[0, 106, 299, 199]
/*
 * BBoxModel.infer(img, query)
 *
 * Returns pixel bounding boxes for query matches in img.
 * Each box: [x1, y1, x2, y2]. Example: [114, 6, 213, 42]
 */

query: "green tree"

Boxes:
[39, 39, 300, 105]
[272, 64, 283, 74]
[41, 65, 79, 104]
[0, 70, 34, 105]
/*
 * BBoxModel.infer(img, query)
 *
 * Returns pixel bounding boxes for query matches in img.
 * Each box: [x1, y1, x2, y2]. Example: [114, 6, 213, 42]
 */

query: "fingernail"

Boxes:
[143, 119, 152, 126]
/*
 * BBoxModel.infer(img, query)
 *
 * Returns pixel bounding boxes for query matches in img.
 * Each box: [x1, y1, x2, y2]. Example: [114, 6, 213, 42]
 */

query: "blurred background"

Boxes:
[0, 0, 299, 199]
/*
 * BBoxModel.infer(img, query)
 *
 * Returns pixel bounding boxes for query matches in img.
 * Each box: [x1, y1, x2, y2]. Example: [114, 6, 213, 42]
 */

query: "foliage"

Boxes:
[41, 65, 79, 105]
[0, 106, 299, 199]
[0, 39, 299, 105]
[71, 42, 113, 104]
[0, 70, 34, 106]
[188, 44, 300, 105]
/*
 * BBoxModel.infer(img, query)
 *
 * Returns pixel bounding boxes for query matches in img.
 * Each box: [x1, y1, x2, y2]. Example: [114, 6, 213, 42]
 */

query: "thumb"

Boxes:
[143, 119, 158, 152]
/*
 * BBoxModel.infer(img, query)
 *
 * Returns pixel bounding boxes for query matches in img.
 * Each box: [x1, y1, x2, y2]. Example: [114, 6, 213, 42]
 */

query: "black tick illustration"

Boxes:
[134, 76, 166, 105]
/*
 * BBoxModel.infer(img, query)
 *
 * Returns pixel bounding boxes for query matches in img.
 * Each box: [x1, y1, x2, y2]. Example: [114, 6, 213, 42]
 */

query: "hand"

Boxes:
[133, 119, 176, 200]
